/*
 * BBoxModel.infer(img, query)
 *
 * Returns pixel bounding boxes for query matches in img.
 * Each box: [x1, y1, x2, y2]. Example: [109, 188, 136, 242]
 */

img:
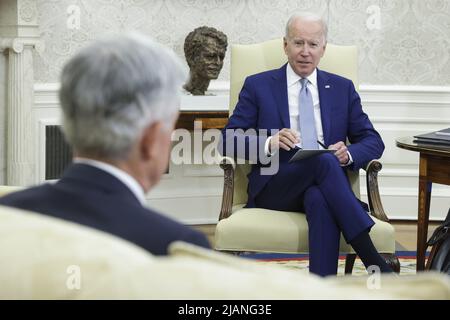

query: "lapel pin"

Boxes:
[325, 85, 331, 89]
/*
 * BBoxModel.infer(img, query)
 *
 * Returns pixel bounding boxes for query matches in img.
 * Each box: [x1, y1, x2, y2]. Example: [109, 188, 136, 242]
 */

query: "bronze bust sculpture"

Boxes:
[183, 26, 228, 95]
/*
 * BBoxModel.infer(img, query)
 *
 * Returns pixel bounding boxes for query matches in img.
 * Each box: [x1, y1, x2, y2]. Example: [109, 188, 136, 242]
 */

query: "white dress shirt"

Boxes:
[74, 158, 146, 205]
[286, 65, 324, 148]
[264, 64, 353, 165]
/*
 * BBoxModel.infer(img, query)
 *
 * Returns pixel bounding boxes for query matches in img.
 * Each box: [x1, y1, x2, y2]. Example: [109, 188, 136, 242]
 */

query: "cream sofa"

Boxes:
[0, 204, 449, 300]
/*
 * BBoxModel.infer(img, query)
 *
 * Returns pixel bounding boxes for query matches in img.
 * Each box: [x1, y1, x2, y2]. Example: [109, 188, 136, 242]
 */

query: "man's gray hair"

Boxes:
[59, 33, 187, 159]
[285, 12, 328, 43]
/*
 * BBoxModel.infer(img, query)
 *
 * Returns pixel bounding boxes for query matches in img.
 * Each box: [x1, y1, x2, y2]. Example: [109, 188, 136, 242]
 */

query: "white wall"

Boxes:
[34, 0, 450, 86]
[359, 85, 450, 222]
[33, 83, 450, 224]
[4, 0, 450, 223]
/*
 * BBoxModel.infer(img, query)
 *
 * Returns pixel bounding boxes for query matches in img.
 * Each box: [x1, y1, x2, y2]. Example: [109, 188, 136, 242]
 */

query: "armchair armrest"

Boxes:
[365, 160, 389, 222]
[219, 157, 235, 221]
[218, 157, 390, 223]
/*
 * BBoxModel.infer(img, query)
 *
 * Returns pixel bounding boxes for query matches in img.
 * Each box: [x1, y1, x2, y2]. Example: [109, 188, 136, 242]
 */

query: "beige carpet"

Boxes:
[254, 255, 417, 276]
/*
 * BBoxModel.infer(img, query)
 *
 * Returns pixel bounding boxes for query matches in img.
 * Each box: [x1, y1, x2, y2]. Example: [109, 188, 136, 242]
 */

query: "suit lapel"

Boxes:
[271, 64, 290, 128]
[317, 69, 332, 145]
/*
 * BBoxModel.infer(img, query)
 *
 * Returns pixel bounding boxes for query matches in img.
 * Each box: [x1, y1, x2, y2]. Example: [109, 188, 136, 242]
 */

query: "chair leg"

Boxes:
[381, 253, 401, 274]
[345, 254, 357, 274]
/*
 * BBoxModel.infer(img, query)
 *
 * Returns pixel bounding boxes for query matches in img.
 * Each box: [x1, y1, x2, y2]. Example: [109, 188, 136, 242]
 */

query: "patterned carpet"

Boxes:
[244, 251, 418, 276]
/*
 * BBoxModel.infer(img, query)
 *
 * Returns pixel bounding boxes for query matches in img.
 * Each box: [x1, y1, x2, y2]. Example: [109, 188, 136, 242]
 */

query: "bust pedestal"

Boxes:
[149, 93, 230, 224]
[177, 94, 229, 130]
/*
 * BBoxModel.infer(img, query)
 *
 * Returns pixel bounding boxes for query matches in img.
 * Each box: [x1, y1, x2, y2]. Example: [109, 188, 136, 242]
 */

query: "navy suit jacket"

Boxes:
[221, 64, 385, 207]
[0, 164, 211, 255]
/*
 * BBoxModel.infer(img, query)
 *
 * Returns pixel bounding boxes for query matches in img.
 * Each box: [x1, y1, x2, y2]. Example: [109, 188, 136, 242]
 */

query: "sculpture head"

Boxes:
[183, 26, 228, 95]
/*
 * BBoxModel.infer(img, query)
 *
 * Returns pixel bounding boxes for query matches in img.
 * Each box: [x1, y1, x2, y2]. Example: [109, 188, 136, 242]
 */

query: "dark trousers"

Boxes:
[255, 153, 374, 276]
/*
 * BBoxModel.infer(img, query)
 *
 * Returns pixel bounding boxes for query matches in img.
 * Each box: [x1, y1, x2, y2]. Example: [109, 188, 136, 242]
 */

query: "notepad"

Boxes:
[289, 149, 336, 162]
[435, 128, 450, 137]
[414, 128, 450, 145]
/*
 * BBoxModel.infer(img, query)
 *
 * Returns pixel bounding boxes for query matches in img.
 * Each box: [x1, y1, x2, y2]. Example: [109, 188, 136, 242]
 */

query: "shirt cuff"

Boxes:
[264, 136, 277, 156]
[341, 150, 354, 167]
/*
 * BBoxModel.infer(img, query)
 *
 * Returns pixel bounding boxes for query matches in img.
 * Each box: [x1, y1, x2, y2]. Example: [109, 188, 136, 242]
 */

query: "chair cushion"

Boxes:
[215, 206, 395, 254]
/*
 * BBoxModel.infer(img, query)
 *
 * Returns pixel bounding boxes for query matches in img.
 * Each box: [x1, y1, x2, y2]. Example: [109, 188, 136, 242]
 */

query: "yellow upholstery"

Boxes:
[0, 185, 23, 197]
[215, 38, 395, 255]
[0, 205, 448, 299]
[216, 206, 395, 254]
[229, 38, 358, 110]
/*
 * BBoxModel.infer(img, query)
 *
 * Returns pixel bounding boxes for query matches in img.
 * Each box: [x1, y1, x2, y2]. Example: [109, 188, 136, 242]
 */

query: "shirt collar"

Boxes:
[286, 63, 318, 89]
[73, 158, 146, 205]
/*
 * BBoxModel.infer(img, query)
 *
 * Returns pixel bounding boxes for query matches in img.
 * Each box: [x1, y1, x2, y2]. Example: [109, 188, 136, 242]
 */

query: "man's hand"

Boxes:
[328, 141, 349, 165]
[269, 128, 300, 152]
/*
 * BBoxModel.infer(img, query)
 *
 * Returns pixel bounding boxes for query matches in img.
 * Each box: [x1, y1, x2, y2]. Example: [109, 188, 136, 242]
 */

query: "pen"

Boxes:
[317, 140, 327, 149]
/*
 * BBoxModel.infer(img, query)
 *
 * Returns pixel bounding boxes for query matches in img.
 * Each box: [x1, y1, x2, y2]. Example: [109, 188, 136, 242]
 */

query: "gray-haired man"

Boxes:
[0, 33, 210, 255]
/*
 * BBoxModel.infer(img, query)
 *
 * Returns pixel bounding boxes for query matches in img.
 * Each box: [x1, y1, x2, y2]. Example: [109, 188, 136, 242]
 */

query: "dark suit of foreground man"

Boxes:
[221, 13, 392, 276]
[0, 34, 210, 255]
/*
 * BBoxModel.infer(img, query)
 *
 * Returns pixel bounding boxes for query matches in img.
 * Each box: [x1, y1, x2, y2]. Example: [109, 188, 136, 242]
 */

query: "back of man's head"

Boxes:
[59, 33, 186, 160]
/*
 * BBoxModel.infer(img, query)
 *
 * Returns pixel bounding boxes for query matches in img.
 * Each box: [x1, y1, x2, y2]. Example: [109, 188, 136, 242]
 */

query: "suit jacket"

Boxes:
[221, 64, 385, 207]
[0, 164, 210, 255]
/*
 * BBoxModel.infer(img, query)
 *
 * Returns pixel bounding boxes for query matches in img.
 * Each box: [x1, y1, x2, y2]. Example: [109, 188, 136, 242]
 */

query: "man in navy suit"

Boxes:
[221, 13, 392, 276]
[0, 34, 210, 255]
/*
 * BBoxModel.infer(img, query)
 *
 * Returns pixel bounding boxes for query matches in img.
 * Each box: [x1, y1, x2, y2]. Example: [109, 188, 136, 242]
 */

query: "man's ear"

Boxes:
[321, 42, 327, 58]
[283, 37, 288, 55]
[140, 121, 162, 161]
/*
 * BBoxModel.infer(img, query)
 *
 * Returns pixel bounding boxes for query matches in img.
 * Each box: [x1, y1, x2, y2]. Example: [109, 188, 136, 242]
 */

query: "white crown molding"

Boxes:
[370, 117, 450, 124]
[34, 82, 60, 92]
[35, 82, 450, 110]
[360, 84, 450, 93]
[360, 84, 450, 107]
[36, 82, 450, 94]
[34, 83, 60, 107]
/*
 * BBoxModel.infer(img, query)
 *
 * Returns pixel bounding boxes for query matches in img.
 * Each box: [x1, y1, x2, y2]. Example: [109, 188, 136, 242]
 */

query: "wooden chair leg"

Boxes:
[345, 254, 357, 274]
[381, 253, 401, 274]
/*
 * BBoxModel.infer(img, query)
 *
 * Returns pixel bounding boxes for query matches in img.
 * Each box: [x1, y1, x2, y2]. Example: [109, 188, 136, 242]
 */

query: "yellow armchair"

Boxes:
[215, 38, 400, 274]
